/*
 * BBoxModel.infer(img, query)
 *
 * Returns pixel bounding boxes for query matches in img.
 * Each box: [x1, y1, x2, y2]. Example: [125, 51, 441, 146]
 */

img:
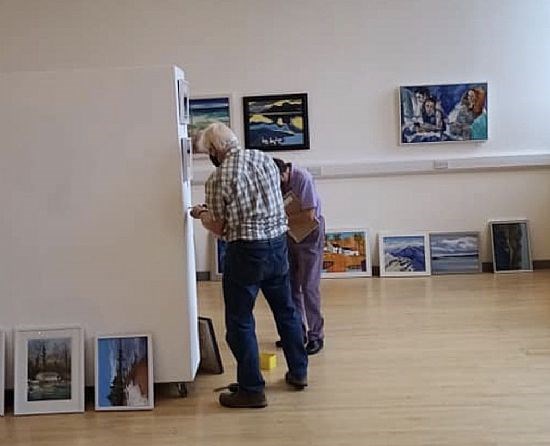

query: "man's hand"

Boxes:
[190, 204, 208, 219]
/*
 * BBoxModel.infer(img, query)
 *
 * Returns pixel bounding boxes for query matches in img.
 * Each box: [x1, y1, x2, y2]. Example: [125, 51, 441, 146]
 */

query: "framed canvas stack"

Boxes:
[429, 232, 481, 274]
[322, 230, 371, 278]
[95, 334, 154, 411]
[13, 326, 84, 415]
[489, 219, 533, 273]
[379, 233, 431, 277]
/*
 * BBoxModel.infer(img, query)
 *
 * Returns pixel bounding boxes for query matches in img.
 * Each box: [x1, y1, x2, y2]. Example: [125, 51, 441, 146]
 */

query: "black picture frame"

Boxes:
[242, 93, 310, 151]
[197, 317, 223, 374]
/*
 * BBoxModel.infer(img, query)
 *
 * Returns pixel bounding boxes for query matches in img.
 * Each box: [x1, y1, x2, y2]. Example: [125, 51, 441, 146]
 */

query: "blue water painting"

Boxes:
[189, 97, 231, 140]
[383, 236, 426, 272]
[430, 233, 480, 274]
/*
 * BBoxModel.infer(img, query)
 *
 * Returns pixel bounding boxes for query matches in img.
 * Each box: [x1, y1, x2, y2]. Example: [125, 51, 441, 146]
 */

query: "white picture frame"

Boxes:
[489, 219, 533, 273]
[379, 232, 431, 277]
[14, 326, 84, 415]
[322, 229, 371, 278]
[0, 330, 5, 417]
[95, 334, 154, 411]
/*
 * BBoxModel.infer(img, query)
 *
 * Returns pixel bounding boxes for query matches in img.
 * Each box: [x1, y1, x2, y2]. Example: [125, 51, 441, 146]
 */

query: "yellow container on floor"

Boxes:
[260, 352, 277, 370]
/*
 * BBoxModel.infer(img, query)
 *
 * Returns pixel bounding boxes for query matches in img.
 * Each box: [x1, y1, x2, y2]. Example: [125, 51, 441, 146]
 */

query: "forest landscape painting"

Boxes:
[243, 93, 309, 151]
[27, 337, 72, 401]
[96, 335, 153, 410]
[380, 234, 431, 276]
[430, 232, 481, 274]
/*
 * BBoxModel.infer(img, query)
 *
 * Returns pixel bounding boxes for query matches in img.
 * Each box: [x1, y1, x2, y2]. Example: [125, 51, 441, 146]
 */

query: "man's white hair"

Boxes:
[197, 122, 239, 154]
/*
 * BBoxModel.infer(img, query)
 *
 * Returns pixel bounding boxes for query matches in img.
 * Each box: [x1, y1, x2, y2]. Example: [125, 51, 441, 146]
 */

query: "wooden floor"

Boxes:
[2, 271, 550, 445]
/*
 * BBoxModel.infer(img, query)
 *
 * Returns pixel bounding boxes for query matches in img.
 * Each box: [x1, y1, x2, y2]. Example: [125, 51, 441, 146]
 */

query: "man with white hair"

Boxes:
[191, 122, 308, 409]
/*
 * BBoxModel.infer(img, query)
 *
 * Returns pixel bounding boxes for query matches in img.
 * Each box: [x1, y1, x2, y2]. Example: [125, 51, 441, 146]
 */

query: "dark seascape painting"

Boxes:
[491, 221, 532, 272]
[27, 338, 72, 401]
[97, 336, 150, 408]
[430, 232, 480, 274]
[189, 97, 231, 143]
[400, 83, 488, 144]
[243, 93, 309, 151]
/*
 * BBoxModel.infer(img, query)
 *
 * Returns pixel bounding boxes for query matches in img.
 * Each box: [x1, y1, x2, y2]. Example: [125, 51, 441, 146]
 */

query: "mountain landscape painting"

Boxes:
[243, 93, 309, 151]
[380, 234, 430, 276]
[430, 232, 481, 274]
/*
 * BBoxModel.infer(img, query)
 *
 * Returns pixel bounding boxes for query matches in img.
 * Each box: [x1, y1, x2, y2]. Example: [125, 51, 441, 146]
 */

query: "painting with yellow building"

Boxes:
[323, 230, 371, 278]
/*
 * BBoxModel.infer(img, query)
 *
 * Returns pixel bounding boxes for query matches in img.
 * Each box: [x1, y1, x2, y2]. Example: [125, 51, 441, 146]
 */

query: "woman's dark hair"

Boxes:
[273, 158, 291, 175]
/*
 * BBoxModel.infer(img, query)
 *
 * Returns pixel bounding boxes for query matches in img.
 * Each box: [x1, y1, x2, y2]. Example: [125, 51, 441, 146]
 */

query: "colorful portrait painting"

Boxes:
[243, 93, 309, 151]
[400, 83, 488, 144]
[322, 230, 371, 278]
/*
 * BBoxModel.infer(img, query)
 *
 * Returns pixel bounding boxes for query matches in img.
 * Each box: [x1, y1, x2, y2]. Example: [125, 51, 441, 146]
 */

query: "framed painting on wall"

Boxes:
[322, 230, 371, 278]
[14, 326, 84, 415]
[429, 231, 481, 274]
[211, 237, 226, 281]
[0, 330, 4, 416]
[489, 219, 533, 273]
[399, 82, 488, 144]
[379, 233, 431, 277]
[242, 93, 309, 151]
[189, 96, 232, 157]
[180, 137, 192, 182]
[95, 334, 154, 411]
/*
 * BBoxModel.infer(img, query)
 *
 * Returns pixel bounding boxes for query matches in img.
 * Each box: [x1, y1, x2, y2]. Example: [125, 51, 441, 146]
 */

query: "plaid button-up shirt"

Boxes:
[205, 148, 287, 242]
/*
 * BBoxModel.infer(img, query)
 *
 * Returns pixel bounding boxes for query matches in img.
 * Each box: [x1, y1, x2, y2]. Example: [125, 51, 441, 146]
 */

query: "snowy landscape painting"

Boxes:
[95, 335, 153, 411]
[430, 232, 481, 274]
[379, 233, 431, 277]
[242, 93, 309, 151]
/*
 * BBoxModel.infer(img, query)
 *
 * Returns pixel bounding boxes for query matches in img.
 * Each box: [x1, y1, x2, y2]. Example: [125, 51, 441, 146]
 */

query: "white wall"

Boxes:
[1, 0, 549, 271]
[0, 66, 200, 385]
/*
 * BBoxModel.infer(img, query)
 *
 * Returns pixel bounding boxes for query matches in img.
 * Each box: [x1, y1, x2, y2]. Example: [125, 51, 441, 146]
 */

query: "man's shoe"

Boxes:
[306, 339, 324, 355]
[285, 371, 308, 390]
[219, 389, 267, 408]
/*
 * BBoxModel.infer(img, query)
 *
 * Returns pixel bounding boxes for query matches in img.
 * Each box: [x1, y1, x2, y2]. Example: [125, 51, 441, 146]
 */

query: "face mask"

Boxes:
[209, 154, 221, 167]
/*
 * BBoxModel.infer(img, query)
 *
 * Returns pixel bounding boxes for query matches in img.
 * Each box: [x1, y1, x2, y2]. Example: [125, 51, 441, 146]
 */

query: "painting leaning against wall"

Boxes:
[400, 82, 488, 144]
[322, 230, 371, 278]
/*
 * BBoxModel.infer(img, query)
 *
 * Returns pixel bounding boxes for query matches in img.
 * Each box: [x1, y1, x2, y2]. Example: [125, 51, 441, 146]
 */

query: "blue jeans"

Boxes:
[223, 235, 308, 393]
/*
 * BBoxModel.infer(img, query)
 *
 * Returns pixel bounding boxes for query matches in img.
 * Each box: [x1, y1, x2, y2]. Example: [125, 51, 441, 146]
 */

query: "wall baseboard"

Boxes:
[196, 260, 550, 281]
